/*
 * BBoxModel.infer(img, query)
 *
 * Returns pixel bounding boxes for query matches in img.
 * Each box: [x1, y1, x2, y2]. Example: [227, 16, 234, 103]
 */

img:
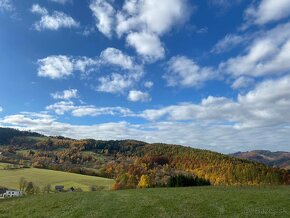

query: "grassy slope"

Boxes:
[0, 186, 289, 218]
[0, 168, 114, 191]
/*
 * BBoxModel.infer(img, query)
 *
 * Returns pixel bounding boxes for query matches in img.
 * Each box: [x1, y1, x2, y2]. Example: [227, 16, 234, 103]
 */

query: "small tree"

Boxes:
[137, 175, 151, 188]
[25, 182, 35, 195]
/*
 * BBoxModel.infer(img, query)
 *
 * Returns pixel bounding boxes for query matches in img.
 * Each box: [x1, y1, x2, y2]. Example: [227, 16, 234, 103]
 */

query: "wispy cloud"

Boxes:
[244, 0, 290, 27]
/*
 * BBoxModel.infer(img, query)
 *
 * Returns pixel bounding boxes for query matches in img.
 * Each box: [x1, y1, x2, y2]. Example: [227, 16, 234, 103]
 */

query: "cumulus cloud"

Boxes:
[116, 0, 191, 36]
[127, 90, 151, 102]
[37, 48, 141, 90]
[164, 56, 217, 88]
[46, 101, 132, 117]
[89, 0, 115, 37]
[37, 55, 74, 79]
[220, 21, 290, 77]
[244, 0, 290, 26]
[126, 32, 165, 62]
[100, 47, 135, 70]
[140, 75, 290, 129]
[88, 0, 192, 62]
[37, 55, 98, 79]
[97, 73, 141, 94]
[51, 89, 79, 100]
[31, 4, 79, 31]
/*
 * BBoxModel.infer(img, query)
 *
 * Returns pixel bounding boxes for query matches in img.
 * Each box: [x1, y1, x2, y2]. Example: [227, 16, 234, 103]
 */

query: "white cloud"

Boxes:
[100, 47, 135, 70]
[144, 81, 153, 88]
[37, 49, 140, 93]
[31, 4, 48, 15]
[2, 76, 290, 152]
[0, 106, 3, 113]
[116, 0, 191, 36]
[37, 56, 74, 79]
[51, 89, 79, 100]
[245, 0, 290, 26]
[89, 0, 115, 37]
[73, 57, 99, 73]
[46, 101, 132, 117]
[0, 0, 14, 12]
[220, 21, 290, 77]
[126, 32, 165, 62]
[0, 113, 55, 127]
[231, 76, 255, 90]
[141, 75, 290, 130]
[31, 4, 79, 31]
[128, 90, 151, 102]
[89, 0, 192, 62]
[37, 55, 99, 79]
[1, 112, 290, 153]
[164, 56, 217, 88]
[97, 73, 137, 94]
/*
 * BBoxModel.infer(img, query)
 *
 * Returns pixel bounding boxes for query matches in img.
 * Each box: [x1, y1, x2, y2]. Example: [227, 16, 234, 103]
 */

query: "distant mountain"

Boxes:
[230, 150, 290, 170]
[1, 127, 290, 187]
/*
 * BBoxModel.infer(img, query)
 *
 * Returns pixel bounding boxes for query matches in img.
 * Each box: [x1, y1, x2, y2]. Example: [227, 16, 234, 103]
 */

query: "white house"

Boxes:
[0, 189, 22, 198]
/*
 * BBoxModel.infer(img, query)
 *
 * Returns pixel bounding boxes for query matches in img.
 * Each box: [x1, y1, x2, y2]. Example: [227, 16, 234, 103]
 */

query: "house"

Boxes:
[0, 189, 22, 198]
[55, 185, 64, 192]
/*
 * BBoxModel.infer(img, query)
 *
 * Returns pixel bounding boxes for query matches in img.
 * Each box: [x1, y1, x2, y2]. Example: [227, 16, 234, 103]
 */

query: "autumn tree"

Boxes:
[138, 175, 151, 188]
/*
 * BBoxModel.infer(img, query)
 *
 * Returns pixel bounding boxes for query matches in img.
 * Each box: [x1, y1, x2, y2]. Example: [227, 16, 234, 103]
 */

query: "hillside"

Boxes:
[231, 150, 290, 170]
[0, 187, 289, 217]
[0, 127, 290, 188]
[0, 167, 114, 191]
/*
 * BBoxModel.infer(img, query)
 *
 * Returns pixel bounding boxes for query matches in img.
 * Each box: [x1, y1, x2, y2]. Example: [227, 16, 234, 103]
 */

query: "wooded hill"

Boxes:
[231, 150, 290, 170]
[0, 127, 289, 189]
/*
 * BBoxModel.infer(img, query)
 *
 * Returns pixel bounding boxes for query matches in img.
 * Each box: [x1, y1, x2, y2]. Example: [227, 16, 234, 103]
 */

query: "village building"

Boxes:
[0, 188, 22, 198]
[55, 185, 64, 192]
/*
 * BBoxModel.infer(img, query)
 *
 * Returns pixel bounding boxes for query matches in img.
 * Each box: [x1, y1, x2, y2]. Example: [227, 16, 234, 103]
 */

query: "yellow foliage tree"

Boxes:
[138, 175, 150, 188]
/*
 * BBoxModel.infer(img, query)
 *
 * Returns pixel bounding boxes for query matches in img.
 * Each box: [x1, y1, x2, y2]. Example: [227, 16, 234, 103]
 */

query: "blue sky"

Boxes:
[1, 0, 290, 153]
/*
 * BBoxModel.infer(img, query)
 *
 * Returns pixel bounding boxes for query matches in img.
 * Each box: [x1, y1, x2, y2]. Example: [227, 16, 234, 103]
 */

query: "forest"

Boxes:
[1, 127, 289, 189]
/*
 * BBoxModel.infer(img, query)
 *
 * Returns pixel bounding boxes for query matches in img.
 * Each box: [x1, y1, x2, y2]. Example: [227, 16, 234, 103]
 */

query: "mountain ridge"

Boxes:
[1, 127, 290, 188]
[231, 150, 290, 170]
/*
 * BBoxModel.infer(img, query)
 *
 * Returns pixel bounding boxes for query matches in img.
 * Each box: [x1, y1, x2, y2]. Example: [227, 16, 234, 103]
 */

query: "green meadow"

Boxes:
[0, 186, 289, 218]
[0, 167, 114, 191]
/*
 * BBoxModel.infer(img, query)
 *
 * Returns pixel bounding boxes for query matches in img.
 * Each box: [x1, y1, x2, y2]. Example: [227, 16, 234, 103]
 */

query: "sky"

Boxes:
[1, 0, 290, 153]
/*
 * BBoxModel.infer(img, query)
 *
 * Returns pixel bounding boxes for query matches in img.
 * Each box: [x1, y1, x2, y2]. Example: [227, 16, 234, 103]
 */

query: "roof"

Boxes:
[0, 188, 7, 194]
[55, 186, 64, 189]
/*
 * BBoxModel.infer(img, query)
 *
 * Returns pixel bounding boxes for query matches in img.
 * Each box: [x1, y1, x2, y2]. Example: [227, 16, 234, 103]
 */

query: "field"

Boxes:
[0, 186, 289, 218]
[0, 167, 114, 191]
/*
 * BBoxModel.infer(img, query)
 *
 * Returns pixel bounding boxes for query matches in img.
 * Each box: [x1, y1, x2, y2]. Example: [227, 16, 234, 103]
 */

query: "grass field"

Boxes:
[0, 186, 289, 218]
[0, 167, 114, 191]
